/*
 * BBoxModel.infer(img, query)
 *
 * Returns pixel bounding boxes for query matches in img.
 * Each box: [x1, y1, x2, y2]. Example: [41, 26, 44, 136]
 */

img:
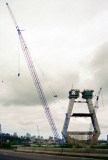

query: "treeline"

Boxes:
[0, 134, 30, 145]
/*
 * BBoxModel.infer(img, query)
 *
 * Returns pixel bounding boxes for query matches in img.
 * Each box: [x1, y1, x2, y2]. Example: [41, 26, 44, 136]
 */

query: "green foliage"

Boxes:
[48, 143, 86, 148]
[37, 142, 42, 147]
[74, 144, 83, 148]
[0, 143, 18, 149]
[49, 144, 74, 148]
[0, 143, 11, 149]
[60, 144, 73, 148]
[11, 145, 18, 149]
[1, 135, 29, 145]
[90, 145, 108, 149]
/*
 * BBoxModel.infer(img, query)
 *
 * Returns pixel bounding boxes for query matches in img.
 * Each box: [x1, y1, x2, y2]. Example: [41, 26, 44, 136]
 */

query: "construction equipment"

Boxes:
[94, 87, 102, 110]
[6, 3, 60, 141]
[54, 95, 58, 97]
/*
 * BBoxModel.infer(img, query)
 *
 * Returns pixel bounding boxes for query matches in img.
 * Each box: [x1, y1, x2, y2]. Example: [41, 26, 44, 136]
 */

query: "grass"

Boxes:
[90, 145, 108, 149]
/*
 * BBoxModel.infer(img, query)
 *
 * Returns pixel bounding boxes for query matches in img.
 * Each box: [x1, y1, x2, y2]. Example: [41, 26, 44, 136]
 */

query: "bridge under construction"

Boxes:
[62, 89, 101, 145]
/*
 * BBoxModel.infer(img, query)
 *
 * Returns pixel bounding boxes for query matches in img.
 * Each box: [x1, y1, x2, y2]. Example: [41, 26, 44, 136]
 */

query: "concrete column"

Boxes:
[87, 98, 100, 137]
[62, 98, 75, 136]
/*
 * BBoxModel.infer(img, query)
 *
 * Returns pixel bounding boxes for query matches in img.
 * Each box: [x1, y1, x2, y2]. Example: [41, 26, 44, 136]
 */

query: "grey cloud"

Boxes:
[90, 42, 108, 94]
[0, 70, 80, 107]
[79, 42, 108, 106]
[79, 43, 108, 86]
[77, 43, 108, 140]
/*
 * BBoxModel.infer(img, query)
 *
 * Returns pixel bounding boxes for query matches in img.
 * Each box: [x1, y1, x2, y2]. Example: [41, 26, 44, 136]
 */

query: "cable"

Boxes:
[18, 35, 20, 77]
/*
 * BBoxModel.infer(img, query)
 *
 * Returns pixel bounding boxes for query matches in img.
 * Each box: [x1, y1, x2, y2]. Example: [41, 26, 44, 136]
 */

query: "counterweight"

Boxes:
[6, 3, 60, 140]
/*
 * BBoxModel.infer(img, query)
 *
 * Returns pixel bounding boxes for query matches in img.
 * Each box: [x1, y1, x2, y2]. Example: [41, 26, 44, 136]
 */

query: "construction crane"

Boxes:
[6, 3, 60, 141]
[94, 87, 102, 110]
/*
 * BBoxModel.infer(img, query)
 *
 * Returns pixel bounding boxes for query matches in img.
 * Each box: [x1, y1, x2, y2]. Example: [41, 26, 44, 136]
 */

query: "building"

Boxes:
[13, 132, 18, 137]
[26, 133, 31, 139]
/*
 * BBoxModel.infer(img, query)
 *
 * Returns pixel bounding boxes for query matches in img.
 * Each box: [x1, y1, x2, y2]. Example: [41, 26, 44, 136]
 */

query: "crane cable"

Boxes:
[18, 35, 20, 77]
[34, 59, 58, 98]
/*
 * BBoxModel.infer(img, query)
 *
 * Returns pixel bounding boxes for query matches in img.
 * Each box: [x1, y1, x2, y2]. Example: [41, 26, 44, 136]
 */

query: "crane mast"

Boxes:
[6, 3, 60, 140]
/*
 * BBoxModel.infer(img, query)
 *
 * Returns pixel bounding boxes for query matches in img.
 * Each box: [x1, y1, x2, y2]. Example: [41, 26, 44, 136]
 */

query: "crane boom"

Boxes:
[94, 87, 102, 110]
[6, 3, 60, 140]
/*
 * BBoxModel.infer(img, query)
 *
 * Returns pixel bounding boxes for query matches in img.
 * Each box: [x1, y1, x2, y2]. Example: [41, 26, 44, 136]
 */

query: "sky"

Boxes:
[0, 0, 108, 140]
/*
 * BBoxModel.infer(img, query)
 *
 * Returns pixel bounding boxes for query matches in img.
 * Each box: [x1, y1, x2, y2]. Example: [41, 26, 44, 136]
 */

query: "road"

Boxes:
[0, 149, 101, 160]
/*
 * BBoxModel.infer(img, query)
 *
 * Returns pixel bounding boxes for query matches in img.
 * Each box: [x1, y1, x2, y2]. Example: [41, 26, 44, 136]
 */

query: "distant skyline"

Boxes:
[0, 0, 108, 139]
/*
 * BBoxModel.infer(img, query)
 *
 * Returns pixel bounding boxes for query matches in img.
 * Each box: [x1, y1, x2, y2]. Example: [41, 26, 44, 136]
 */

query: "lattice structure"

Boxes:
[6, 3, 60, 140]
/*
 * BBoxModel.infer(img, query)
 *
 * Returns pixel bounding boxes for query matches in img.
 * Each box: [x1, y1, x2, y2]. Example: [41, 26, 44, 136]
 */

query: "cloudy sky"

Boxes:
[0, 0, 108, 139]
